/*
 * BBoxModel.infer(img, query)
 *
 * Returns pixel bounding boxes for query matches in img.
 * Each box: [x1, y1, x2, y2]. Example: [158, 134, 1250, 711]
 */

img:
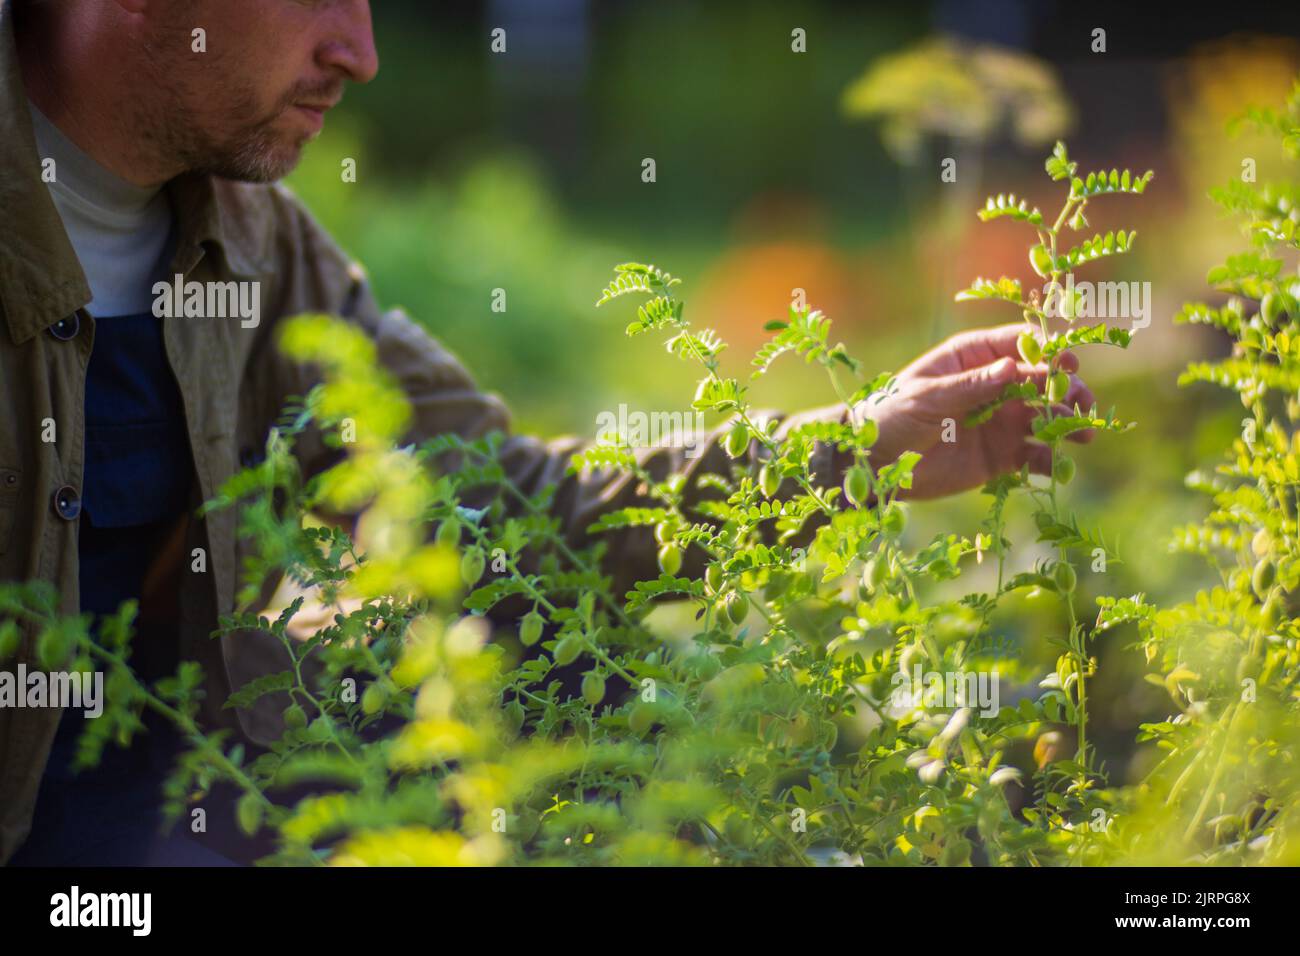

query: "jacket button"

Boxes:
[52, 485, 81, 520]
[47, 314, 80, 341]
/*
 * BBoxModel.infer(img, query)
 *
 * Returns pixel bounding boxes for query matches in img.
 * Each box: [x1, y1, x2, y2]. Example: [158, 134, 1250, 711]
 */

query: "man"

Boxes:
[0, 0, 1093, 865]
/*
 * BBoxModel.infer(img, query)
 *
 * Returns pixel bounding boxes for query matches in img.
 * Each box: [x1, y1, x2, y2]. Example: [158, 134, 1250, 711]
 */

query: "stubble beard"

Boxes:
[137, 36, 325, 183]
[204, 99, 314, 183]
[160, 83, 315, 184]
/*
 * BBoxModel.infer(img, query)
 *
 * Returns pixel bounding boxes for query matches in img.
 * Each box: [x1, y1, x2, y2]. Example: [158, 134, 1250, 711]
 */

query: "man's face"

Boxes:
[141, 0, 378, 183]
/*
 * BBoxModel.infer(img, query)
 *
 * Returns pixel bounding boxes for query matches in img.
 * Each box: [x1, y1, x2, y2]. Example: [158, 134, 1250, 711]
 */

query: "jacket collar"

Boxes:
[0, 0, 263, 346]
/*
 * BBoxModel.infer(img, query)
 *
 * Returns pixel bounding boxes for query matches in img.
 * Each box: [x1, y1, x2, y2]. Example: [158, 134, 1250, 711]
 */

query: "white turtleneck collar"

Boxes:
[28, 101, 174, 317]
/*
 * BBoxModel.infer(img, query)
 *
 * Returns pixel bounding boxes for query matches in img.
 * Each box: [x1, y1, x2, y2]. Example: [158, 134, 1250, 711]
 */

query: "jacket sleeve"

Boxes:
[252, 188, 850, 598]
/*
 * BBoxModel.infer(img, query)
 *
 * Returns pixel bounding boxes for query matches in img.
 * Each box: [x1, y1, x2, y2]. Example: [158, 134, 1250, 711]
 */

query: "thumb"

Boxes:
[931, 357, 1018, 410]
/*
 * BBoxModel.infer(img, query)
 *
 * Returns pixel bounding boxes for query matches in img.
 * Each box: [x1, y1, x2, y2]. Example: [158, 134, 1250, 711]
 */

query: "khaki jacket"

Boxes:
[0, 0, 843, 862]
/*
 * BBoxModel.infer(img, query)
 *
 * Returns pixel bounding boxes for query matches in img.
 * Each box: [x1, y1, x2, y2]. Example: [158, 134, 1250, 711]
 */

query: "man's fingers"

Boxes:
[947, 323, 1025, 360]
[1066, 374, 1094, 412]
[925, 348, 1098, 440]
[932, 356, 1019, 408]
[1021, 441, 1053, 477]
[944, 323, 1081, 375]
[1013, 362, 1052, 388]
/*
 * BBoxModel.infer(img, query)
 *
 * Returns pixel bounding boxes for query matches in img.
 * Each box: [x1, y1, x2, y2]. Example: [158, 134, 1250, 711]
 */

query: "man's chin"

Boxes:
[205, 139, 306, 184]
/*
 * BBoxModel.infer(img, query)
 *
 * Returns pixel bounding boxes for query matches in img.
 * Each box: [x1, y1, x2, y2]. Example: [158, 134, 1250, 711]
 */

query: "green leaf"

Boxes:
[587, 506, 672, 534]
[625, 574, 705, 612]
[1069, 168, 1153, 198]
[1205, 252, 1283, 295]
[1036, 512, 1122, 564]
[964, 380, 1038, 427]
[783, 419, 878, 451]
[1172, 301, 1244, 335]
[665, 327, 725, 363]
[691, 377, 747, 413]
[237, 792, 265, 836]
[1040, 323, 1132, 360]
[1045, 141, 1076, 182]
[569, 444, 639, 474]
[0, 619, 19, 658]
[954, 276, 1024, 305]
[752, 308, 838, 377]
[1057, 230, 1136, 269]
[464, 577, 537, 614]
[876, 452, 923, 493]
[977, 193, 1043, 225]
[1032, 408, 1134, 443]
[596, 263, 681, 307]
[1094, 594, 1156, 635]
[224, 671, 295, 711]
[1179, 358, 1300, 396]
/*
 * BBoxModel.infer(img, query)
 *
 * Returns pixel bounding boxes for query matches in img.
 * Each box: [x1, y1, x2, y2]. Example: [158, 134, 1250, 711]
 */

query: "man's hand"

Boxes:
[858, 323, 1096, 500]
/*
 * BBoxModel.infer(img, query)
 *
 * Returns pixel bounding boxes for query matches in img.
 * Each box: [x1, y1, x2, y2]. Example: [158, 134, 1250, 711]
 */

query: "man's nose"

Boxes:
[318, 0, 379, 84]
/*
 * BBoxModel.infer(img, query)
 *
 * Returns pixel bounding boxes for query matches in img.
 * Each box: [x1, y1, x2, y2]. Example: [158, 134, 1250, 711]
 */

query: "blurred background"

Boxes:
[288, 0, 1300, 781]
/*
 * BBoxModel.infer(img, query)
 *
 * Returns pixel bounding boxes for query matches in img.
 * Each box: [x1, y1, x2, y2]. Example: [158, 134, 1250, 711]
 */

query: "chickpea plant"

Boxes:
[0, 159, 1145, 866]
[953, 139, 1151, 817]
[18, 113, 1300, 864]
[1109, 81, 1300, 863]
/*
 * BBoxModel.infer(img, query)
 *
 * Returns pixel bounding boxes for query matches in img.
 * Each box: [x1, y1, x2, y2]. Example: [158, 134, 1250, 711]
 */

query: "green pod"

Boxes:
[881, 503, 906, 536]
[581, 672, 606, 706]
[554, 634, 583, 666]
[1253, 558, 1277, 600]
[1261, 291, 1282, 327]
[844, 466, 871, 507]
[725, 591, 748, 626]
[1047, 371, 1070, 404]
[504, 699, 526, 735]
[724, 421, 750, 459]
[1017, 331, 1043, 365]
[519, 611, 544, 647]
[1029, 244, 1053, 278]
[236, 793, 264, 837]
[283, 704, 308, 730]
[705, 563, 724, 594]
[460, 548, 486, 585]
